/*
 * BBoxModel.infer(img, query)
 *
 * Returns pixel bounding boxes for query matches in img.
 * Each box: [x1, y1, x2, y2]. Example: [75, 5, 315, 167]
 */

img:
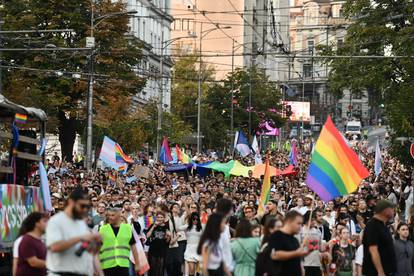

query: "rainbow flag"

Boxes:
[305, 116, 369, 202]
[181, 150, 191, 164]
[108, 172, 116, 182]
[257, 156, 271, 215]
[15, 113, 27, 124]
[175, 145, 192, 164]
[115, 143, 134, 164]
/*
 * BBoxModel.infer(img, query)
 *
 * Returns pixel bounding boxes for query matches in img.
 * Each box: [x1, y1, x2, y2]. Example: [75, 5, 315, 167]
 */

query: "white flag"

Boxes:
[252, 136, 262, 164]
[374, 140, 382, 176]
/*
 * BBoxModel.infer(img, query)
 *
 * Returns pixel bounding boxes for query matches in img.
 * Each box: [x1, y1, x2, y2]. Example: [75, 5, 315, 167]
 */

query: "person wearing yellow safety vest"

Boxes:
[99, 207, 139, 276]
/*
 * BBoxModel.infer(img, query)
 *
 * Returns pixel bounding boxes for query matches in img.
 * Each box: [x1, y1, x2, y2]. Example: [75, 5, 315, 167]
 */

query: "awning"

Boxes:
[0, 94, 47, 122]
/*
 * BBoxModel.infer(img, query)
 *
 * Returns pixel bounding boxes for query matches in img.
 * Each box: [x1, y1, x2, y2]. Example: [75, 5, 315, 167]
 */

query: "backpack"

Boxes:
[255, 243, 281, 276]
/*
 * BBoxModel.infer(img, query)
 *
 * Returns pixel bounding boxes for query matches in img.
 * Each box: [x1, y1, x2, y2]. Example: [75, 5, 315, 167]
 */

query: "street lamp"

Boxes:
[197, 24, 231, 153]
[85, 1, 137, 171]
[230, 40, 249, 149]
[156, 34, 197, 160]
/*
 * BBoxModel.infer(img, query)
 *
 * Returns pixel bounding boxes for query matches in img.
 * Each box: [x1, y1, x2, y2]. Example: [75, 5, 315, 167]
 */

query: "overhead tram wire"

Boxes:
[192, 4, 242, 47]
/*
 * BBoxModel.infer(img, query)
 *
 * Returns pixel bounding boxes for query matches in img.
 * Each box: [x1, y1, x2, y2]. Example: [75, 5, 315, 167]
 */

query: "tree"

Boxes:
[144, 101, 193, 148]
[171, 48, 215, 132]
[319, 0, 414, 166]
[202, 66, 284, 149]
[1, 0, 145, 161]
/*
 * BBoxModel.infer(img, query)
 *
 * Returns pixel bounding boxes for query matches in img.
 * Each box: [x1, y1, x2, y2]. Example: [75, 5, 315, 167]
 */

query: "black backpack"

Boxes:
[255, 243, 281, 276]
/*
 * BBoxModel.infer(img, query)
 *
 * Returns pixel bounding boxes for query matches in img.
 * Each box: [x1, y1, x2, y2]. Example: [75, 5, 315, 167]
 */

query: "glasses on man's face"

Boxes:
[191, 206, 197, 209]
[79, 204, 90, 210]
[92, 199, 98, 202]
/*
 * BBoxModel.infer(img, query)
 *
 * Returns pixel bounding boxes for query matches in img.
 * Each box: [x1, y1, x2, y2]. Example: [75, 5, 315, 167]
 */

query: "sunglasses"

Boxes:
[79, 204, 90, 209]
[193, 217, 199, 221]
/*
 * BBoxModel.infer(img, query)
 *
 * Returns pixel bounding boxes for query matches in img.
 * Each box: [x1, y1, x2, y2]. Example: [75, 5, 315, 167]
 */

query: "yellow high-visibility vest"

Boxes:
[99, 223, 132, 269]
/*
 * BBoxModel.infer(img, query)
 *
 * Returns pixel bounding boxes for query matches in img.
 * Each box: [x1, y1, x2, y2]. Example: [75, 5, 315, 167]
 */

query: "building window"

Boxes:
[174, 19, 181, 30]
[182, 19, 192, 30]
[337, 39, 343, 48]
[339, 8, 344, 18]
[303, 63, 313, 78]
[307, 40, 314, 55]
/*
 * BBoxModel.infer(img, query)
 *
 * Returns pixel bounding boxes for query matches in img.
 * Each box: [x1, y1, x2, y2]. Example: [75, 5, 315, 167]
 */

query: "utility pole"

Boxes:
[0, 20, 3, 95]
[156, 31, 164, 162]
[196, 23, 230, 153]
[84, 2, 136, 171]
[85, 2, 95, 171]
[230, 39, 235, 147]
[248, 48, 254, 141]
[197, 22, 203, 154]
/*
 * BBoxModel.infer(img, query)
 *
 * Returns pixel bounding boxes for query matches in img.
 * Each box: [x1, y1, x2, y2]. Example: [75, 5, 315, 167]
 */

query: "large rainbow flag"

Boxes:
[258, 156, 271, 215]
[305, 117, 369, 201]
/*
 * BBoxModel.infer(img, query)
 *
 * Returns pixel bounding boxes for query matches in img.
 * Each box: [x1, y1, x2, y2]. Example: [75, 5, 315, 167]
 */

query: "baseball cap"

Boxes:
[374, 200, 395, 213]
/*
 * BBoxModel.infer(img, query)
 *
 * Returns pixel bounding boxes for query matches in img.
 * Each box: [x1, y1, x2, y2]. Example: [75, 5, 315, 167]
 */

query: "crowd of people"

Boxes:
[9, 138, 414, 276]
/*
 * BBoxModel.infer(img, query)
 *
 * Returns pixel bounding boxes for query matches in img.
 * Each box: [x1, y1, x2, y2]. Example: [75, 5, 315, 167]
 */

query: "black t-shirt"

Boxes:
[362, 217, 397, 276]
[268, 230, 301, 276]
[110, 224, 136, 246]
[146, 224, 170, 257]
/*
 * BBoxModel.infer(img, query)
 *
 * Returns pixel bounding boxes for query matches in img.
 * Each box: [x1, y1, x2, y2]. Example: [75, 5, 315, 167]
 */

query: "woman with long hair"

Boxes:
[140, 204, 156, 252]
[166, 203, 186, 276]
[230, 219, 260, 276]
[13, 214, 30, 276]
[184, 212, 203, 276]
[15, 212, 48, 276]
[261, 218, 283, 245]
[394, 223, 414, 275]
[197, 213, 229, 276]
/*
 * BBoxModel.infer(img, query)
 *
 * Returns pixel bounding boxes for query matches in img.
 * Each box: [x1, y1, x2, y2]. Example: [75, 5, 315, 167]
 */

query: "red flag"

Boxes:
[175, 144, 182, 162]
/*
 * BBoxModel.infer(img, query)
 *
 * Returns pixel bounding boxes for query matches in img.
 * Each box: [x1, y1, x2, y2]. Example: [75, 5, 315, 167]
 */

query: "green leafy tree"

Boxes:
[1, 0, 145, 161]
[171, 49, 215, 132]
[144, 101, 193, 148]
[203, 66, 284, 149]
[319, 0, 414, 166]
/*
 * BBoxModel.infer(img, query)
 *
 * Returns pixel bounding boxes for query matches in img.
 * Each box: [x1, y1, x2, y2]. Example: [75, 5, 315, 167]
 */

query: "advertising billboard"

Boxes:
[283, 101, 311, 122]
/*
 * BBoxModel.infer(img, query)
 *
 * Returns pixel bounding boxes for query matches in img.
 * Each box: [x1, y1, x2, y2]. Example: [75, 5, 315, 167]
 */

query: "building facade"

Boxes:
[170, 0, 244, 79]
[243, 0, 290, 83]
[127, 0, 174, 111]
[288, 0, 369, 125]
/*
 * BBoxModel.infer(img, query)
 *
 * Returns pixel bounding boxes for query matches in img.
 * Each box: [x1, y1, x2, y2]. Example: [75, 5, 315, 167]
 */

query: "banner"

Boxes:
[0, 184, 44, 248]
[283, 101, 311, 122]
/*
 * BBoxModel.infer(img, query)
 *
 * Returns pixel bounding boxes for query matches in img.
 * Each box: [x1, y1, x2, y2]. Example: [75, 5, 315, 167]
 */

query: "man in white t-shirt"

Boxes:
[46, 188, 101, 276]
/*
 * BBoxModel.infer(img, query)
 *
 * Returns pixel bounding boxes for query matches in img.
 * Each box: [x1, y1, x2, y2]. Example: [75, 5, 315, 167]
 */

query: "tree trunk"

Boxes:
[58, 111, 77, 162]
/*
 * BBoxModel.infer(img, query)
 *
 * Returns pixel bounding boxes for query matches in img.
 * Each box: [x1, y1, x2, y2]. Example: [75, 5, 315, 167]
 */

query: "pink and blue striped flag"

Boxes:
[99, 136, 129, 171]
